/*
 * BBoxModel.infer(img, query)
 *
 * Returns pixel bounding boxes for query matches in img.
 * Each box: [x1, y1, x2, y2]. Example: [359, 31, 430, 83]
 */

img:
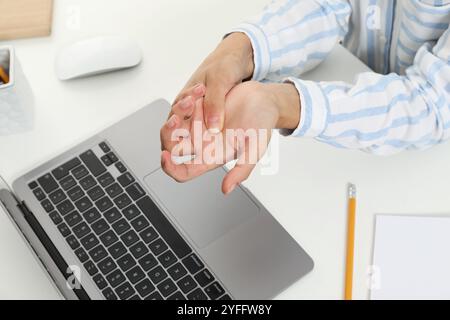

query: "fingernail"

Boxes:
[226, 184, 237, 195]
[180, 97, 192, 110]
[167, 115, 177, 129]
[207, 116, 221, 133]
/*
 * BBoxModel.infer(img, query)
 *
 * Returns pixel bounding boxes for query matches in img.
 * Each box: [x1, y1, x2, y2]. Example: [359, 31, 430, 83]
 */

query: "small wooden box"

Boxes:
[0, 0, 53, 40]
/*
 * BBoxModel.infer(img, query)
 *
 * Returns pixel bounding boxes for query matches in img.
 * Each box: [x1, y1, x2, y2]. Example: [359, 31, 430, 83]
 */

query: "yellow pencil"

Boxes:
[345, 183, 357, 300]
[0, 66, 9, 84]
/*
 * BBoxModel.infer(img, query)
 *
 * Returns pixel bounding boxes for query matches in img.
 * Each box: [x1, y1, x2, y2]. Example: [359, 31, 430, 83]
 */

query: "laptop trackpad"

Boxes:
[144, 168, 259, 249]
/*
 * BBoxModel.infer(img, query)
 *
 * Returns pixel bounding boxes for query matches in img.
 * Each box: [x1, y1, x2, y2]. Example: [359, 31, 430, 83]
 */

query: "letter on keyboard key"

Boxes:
[137, 197, 192, 259]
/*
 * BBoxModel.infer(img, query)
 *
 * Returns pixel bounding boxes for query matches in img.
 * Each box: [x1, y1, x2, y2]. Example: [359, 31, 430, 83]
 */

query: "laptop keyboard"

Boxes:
[28, 141, 231, 300]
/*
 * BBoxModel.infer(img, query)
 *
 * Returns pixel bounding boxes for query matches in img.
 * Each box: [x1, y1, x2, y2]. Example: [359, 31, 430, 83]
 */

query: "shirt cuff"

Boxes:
[280, 78, 329, 138]
[229, 22, 271, 81]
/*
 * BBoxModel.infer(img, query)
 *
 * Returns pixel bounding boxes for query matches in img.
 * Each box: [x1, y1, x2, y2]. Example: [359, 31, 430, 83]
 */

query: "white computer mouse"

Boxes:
[55, 36, 142, 80]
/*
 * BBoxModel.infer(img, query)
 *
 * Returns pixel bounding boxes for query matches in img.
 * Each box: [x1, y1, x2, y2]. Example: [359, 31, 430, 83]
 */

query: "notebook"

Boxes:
[371, 215, 450, 300]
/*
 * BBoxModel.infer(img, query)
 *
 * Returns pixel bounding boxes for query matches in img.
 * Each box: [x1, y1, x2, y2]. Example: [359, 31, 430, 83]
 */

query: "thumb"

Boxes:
[203, 81, 228, 133]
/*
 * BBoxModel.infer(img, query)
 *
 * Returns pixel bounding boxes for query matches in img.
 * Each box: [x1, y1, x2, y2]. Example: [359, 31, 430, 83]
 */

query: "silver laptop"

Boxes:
[0, 99, 313, 300]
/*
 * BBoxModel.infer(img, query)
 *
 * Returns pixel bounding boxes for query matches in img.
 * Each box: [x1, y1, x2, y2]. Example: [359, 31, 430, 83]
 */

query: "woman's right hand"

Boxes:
[170, 32, 254, 133]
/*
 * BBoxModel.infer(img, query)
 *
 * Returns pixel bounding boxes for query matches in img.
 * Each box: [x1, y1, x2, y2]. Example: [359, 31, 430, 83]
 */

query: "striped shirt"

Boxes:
[231, 0, 450, 155]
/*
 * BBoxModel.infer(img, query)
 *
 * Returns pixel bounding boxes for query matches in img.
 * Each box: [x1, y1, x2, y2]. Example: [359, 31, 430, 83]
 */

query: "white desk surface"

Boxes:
[1, 0, 450, 300]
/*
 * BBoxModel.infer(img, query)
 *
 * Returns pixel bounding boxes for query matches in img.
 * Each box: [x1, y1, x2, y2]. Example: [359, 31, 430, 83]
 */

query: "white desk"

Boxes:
[1, 0, 450, 300]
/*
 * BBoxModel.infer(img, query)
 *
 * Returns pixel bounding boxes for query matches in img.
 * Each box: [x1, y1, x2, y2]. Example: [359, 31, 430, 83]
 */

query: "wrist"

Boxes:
[267, 83, 301, 130]
[219, 32, 254, 79]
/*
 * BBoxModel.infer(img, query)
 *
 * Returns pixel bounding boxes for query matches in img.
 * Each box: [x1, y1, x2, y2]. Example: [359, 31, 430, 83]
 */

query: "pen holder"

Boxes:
[0, 46, 34, 135]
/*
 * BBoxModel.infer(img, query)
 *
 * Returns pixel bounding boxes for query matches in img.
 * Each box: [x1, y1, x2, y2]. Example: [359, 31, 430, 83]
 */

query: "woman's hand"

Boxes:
[160, 81, 301, 194]
[170, 32, 254, 133]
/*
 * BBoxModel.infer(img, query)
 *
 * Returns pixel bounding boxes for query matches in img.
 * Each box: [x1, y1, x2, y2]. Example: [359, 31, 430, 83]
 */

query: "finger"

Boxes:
[173, 83, 206, 107]
[203, 81, 228, 133]
[172, 96, 196, 120]
[160, 114, 190, 152]
[222, 163, 256, 195]
[161, 150, 210, 183]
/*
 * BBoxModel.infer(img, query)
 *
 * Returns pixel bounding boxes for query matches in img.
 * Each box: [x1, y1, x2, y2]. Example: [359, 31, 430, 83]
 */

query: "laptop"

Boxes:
[0, 99, 314, 300]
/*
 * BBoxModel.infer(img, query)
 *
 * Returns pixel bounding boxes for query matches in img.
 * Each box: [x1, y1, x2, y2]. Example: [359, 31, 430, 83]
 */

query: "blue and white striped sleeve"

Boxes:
[230, 0, 351, 81]
[285, 27, 450, 155]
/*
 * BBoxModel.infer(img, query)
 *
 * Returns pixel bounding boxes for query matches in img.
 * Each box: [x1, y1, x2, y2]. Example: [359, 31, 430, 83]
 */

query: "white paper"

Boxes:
[371, 215, 450, 300]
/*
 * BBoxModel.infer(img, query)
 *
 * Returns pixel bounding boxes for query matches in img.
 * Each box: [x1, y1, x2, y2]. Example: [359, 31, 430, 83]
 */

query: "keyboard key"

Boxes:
[64, 211, 82, 227]
[107, 152, 118, 163]
[126, 183, 145, 201]
[80, 233, 99, 251]
[115, 281, 136, 300]
[83, 207, 101, 224]
[75, 196, 93, 213]
[66, 234, 80, 250]
[49, 211, 62, 225]
[92, 218, 109, 236]
[104, 208, 122, 224]
[187, 288, 208, 300]
[101, 154, 113, 167]
[177, 275, 197, 294]
[89, 245, 108, 262]
[138, 253, 158, 272]
[98, 172, 114, 187]
[114, 194, 132, 210]
[117, 253, 137, 272]
[140, 226, 158, 244]
[73, 222, 91, 239]
[33, 188, 45, 201]
[168, 292, 186, 300]
[60, 175, 76, 191]
[57, 223, 71, 237]
[168, 263, 187, 281]
[75, 247, 89, 263]
[95, 196, 113, 212]
[87, 185, 105, 201]
[52, 158, 81, 180]
[80, 175, 97, 190]
[130, 241, 149, 259]
[98, 257, 117, 275]
[135, 279, 155, 298]
[115, 162, 127, 173]
[105, 183, 122, 199]
[38, 174, 58, 193]
[158, 250, 177, 268]
[137, 196, 192, 259]
[130, 216, 149, 232]
[112, 218, 130, 235]
[102, 287, 117, 300]
[149, 238, 167, 256]
[121, 230, 139, 247]
[41, 199, 54, 213]
[157, 278, 177, 297]
[57, 200, 75, 216]
[195, 269, 214, 287]
[182, 254, 204, 274]
[204, 282, 225, 300]
[99, 230, 119, 247]
[122, 204, 140, 221]
[80, 150, 106, 177]
[117, 172, 135, 187]
[99, 142, 111, 153]
[218, 294, 232, 300]
[93, 274, 108, 290]
[106, 269, 126, 288]
[49, 189, 66, 204]
[72, 165, 89, 180]
[148, 266, 167, 285]
[145, 292, 163, 300]
[125, 266, 145, 284]
[28, 181, 38, 189]
[108, 242, 127, 259]
[84, 260, 99, 276]
[67, 186, 84, 201]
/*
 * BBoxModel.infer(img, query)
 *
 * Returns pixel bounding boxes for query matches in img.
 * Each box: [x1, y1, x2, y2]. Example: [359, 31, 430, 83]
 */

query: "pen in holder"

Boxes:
[0, 46, 34, 135]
